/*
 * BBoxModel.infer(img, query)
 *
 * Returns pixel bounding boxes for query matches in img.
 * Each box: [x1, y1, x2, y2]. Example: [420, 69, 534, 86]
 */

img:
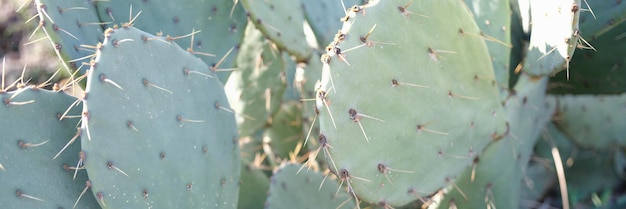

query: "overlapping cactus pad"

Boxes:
[316, 0, 509, 206]
[265, 163, 355, 209]
[80, 26, 240, 208]
[0, 88, 98, 208]
[96, 0, 247, 82]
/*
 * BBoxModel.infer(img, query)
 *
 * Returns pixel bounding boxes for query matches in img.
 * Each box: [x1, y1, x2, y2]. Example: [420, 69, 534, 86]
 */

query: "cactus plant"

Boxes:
[316, 0, 509, 206]
[0, 87, 99, 208]
[265, 163, 356, 209]
[241, 0, 312, 61]
[79, 26, 240, 208]
[33, 0, 103, 73]
[95, 0, 247, 82]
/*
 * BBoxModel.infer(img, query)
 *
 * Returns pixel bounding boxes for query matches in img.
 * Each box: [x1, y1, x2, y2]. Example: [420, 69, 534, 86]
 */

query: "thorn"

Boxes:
[377, 163, 414, 184]
[210, 47, 235, 72]
[142, 78, 173, 94]
[445, 177, 468, 201]
[127, 120, 139, 132]
[303, 106, 319, 147]
[99, 74, 124, 90]
[0, 163, 4, 171]
[107, 161, 129, 177]
[447, 91, 480, 100]
[82, 112, 92, 141]
[53, 128, 81, 160]
[122, 5, 142, 28]
[349, 108, 384, 142]
[74, 151, 85, 180]
[176, 115, 205, 126]
[59, 98, 83, 121]
[407, 188, 429, 204]
[427, 47, 457, 63]
[183, 68, 214, 78]
[317, 90, 337, 129]
[16, 190, 44, 202]
[53, 24, 80, 41]
[391, 79, 429, 88]
[17, 139, 49, 148]
[73, 181, 91, 209]
[552, 147, 570, 209]
[417, 121, 449, 136]
[96, 192, 106, 207]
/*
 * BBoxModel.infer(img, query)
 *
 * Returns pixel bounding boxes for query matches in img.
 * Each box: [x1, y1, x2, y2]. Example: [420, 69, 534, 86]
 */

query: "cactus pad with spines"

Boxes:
[301, 0, 362, 48]
[0, 87, 99, 209]
[80, 26, 240, 208]
[34, 0, 103, 72]
[435, 74, 554, 209]
[551, 93, 626, 149]
[523, 0, 581, 76]
[316, 0, 509, 206]
[265, 163, 356, 209]
[96, 0, 247, 82]
[241, 0, 312, 61]
[225, 23, 286, 137]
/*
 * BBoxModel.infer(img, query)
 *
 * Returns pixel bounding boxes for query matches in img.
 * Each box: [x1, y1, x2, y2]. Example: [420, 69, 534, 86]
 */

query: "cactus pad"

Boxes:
[80, 26, 240, 208]
[0, 87, 99, 208]
[316, 0, 509, 206]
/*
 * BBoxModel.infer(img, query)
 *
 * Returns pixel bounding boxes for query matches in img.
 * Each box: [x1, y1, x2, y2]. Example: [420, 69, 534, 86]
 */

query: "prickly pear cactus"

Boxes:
[524, 0, 581, 76]
[0, 87, 99, 208]
[80, 26, 240, 208]
[551, 94, 626, 149]
[225, 23, 286, 137]
[549, 21, 626, 94]
[34, 0, 103, 72]
[464, 0, 512, 94]
[237, 160, 270, 209]
[301, 0, 362, 48]
[241, 0, 312, 61]
[434, 74, 555, 209]
[96, 0, 247, 82]
[265, 163, 356, 209]
[263, 101, 304, 159]
[316, 0, 509, 206]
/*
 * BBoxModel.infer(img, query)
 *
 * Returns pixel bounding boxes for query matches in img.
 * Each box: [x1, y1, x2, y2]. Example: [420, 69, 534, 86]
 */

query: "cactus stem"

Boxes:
[16, 189, 45, 202]
[53, 128, 81, 160]
[107, 161, 130, 177]
[73, 181, 92, 209]
[142, 78, 173, 94]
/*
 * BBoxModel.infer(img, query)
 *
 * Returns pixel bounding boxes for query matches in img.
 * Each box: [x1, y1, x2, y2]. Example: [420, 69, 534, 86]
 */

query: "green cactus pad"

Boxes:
[524, 0, 581, 76]
[237, 160, 270, 209]
[225, 23, 286, 137]
[435, 74, 554, 209]
[551, 93, 626, 149]
[80, 26, 240, 208]
[34, 0, 103, 72]
[263, 101, 304, 159]
[301, 0, 362, 48]
[577, 0, 626, 39]
[265, 163, 356, 209]
[241, 0, 313, 61]
[317, 0, 509, 206]
[0, 87, 99, 208]
[549, 21, 626, 95]
[464, 0, 512, 94]
[96, 0, 247, 82]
